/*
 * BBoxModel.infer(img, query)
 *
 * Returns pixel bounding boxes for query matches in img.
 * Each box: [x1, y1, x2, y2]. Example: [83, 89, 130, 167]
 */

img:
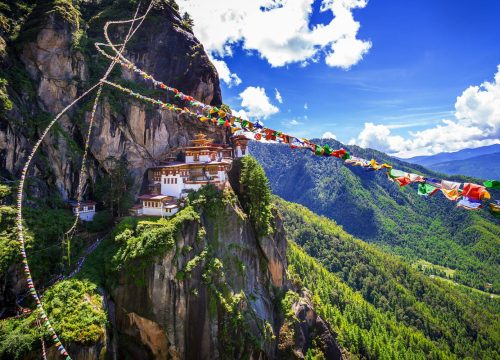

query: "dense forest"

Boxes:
[250, 140, 500, 293]
[279, 198, 500, 359]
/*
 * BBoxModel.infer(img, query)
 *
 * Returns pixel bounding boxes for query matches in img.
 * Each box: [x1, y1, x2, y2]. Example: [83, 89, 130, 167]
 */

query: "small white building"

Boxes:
[70, 200, 96, 222]
[131, 194, 179, 217]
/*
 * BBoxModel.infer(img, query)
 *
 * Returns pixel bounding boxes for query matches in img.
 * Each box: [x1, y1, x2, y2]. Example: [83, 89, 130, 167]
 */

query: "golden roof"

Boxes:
[190, 133, 212, 147]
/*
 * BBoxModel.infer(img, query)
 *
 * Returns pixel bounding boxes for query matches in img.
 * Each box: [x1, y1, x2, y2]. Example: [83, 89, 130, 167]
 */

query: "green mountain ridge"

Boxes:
[278, 197, 500, 359]
[249, 140, 500, 293]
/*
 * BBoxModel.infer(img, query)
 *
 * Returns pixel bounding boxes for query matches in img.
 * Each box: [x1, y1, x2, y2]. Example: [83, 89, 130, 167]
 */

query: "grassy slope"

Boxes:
[250, 141, 500, 293]
[279, 198, 500, 359]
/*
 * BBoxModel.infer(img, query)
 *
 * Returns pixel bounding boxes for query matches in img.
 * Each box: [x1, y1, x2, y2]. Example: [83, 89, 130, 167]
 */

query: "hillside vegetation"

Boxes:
[279, 198, 500, 359]
[250, 140, 500, 293]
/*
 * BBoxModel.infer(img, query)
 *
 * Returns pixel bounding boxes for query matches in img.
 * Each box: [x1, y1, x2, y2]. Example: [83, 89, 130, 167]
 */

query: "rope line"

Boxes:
[64, 2, 146, 238]
[16, 2, 155, 358]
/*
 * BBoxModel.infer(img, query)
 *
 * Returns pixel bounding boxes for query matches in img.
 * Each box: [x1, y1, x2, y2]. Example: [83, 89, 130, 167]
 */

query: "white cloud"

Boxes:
[282, 119, 302, 126]
[351, 65, 500, 157]
[354, 122, 408, 154]
[232, 108, 249, 120]
[239, 86, 279, 119]
[325, 36, 371, 69]
[322, 131, 337, 139]
[178, 0, 371, 69]
[210, 57, 242, 87]
[304, 103, 308, 110]
[275, 88, 283, 103]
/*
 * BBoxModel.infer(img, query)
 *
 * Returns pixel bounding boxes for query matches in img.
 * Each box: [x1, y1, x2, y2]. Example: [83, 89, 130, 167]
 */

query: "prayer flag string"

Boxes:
[97, 40, 499, 215]
[15, 2, 154, 359]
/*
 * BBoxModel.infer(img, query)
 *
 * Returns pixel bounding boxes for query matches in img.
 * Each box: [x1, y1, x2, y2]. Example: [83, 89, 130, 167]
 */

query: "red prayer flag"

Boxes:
[461, 183, 487, 201]
[395, 176, 412, 187]
[331, 149, 347, 158]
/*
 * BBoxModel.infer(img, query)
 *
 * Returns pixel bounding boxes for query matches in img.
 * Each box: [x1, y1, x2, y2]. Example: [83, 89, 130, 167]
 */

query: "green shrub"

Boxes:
[42, 279, 106, 343]
[111, 206, 199, 271]
[239, 156, 274, 236]
[0, 279, 106, 359]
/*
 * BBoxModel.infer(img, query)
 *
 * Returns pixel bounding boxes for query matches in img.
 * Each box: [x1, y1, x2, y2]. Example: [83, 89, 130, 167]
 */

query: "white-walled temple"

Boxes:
[130, 133, 249, 217]
[69, 200, 96, 221]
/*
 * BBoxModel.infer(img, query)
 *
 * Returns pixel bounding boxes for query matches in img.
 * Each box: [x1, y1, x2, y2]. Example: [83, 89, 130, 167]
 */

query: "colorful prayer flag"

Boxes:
[418, 183, 439, 196]
[484, 180, 500, 189]
[462, 183, 490, 201]
[457, 196, 483, 210]
[440, 180, 461, 201]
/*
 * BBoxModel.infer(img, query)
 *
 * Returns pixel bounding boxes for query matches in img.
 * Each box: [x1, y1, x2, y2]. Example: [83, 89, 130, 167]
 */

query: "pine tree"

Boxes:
[239, 156, 273, 236]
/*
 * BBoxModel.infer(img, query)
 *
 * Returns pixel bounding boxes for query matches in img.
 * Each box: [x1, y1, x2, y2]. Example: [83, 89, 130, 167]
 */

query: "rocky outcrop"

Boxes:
[110, 199, 287, 359]
[0, 1, 224, 199]
[286, 291, 344, 360]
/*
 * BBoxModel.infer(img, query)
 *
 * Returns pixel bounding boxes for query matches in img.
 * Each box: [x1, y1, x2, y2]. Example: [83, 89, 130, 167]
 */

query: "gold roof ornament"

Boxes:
[190, 133, 212, 147]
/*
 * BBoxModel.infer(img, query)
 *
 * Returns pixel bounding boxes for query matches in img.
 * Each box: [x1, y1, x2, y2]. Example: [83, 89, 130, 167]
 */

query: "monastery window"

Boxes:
[175, 178, 177, 184]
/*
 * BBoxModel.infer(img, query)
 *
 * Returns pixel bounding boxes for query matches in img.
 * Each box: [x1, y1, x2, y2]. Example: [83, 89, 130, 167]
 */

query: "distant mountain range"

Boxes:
[403, 144, 500, 179]
[250, 139, 500, 293]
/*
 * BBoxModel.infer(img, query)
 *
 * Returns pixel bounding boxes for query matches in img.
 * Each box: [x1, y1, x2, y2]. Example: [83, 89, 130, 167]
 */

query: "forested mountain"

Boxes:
[405, 144, 500, 167]
[279, 198, 500, 359]
[250, 140, 500, 293]
[426, 152, 500, 179]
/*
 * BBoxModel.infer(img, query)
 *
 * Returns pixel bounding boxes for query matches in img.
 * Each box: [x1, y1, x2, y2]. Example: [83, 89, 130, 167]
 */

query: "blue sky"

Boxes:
[178, 0, 500, 157]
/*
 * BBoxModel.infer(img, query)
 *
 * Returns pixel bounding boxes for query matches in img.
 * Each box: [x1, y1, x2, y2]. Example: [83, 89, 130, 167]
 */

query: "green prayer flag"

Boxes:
[315, 145, 324, 156]
[484, 180, 500, 189]
[342, 151, 351, 160]
[323, 144, 333, 155]
[418, 183, 437, 196]
[389, 169, 407, 179]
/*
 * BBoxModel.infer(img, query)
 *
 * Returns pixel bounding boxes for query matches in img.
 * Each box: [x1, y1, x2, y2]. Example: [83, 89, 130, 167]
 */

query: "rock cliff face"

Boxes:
[106, 196, 343, 360]
[110, 201, 286, 359]
[0, 2, 344, 359]
[0, 0, 224, 199]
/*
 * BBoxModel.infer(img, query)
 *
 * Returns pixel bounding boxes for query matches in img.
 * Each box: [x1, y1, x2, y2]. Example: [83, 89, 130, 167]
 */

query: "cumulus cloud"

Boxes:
[177, 0, 371, 69]
[322, 131, 337, 139]
[282, 119, 302, 126]
[351, 65, 500, 157]
[211, 57, 242, 87]
[354, 122, 408, 154]
[275, 88, 283, 103]
[239, 86, 279, 119]
[325, 36, 371, 69]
